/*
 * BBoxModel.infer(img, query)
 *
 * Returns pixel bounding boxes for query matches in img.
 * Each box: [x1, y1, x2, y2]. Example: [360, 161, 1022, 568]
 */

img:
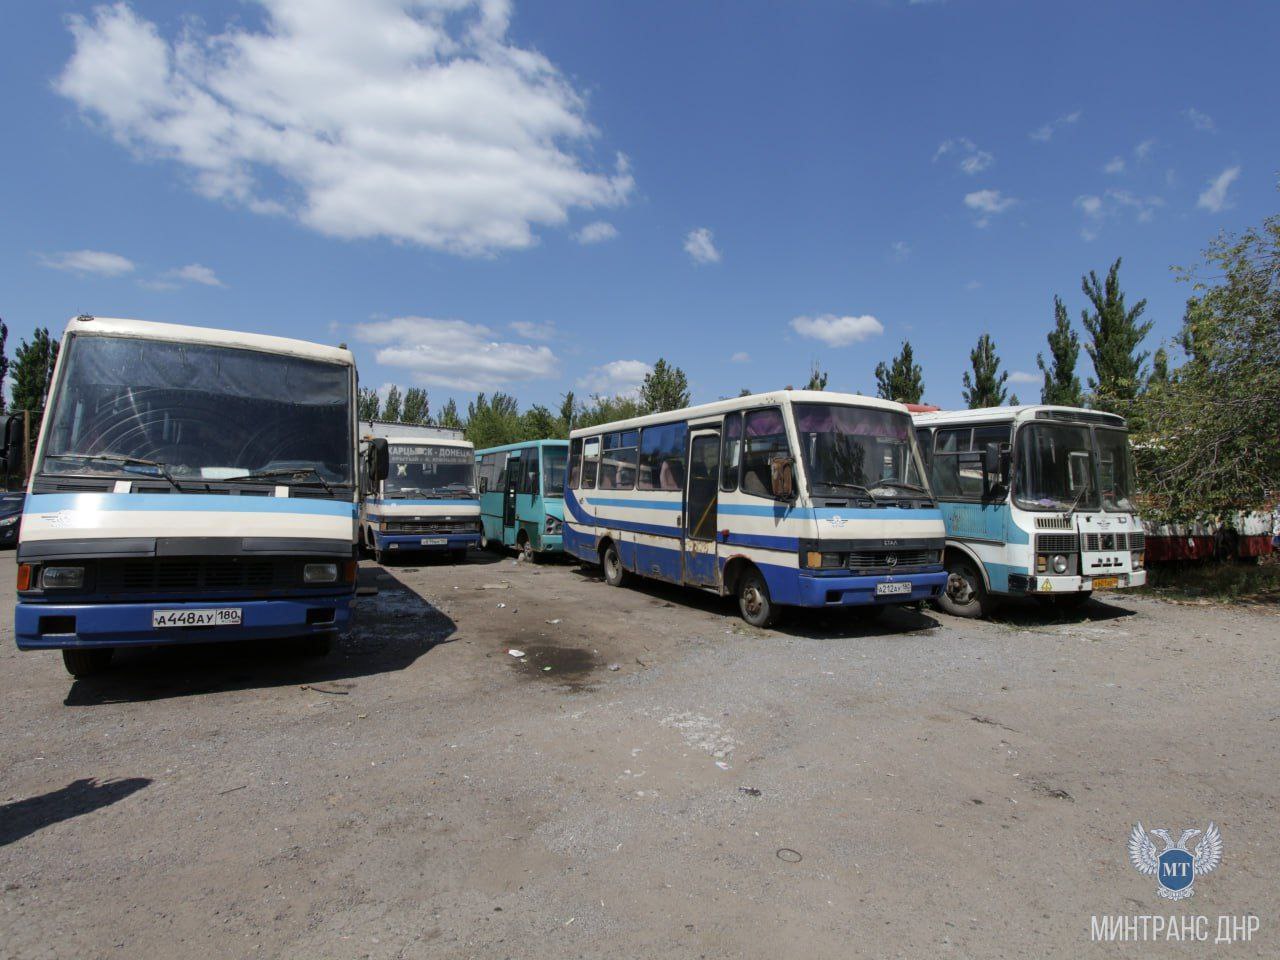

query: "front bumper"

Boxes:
[1009, 570, 1147, 595]
[795, 570, 948, 607]
[15, 594, 354, 650]
[374, 531, 480, 553]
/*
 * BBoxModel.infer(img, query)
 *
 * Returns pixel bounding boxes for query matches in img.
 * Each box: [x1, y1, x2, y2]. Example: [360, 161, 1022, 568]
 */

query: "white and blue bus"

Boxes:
[12, 316, 360, 678]
[912, 405, 1147, 617]
[359, 437, 480, 563]
[563, 390, 948, 626]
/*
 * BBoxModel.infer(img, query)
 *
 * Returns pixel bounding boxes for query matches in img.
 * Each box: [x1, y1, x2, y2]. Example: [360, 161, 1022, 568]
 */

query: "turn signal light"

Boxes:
[16, 564, 33, 591]
[342, 560, 358, 583]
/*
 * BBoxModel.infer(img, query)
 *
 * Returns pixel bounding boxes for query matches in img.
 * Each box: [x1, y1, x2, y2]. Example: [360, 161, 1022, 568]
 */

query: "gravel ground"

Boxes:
[1, 549, 1276, 959]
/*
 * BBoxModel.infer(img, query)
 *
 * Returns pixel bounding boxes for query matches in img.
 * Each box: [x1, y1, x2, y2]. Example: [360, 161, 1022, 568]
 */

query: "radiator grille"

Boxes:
[1034, 515, 1073, 530]
[384, 518, 479, 534]
[1084, 532, 1143, 551]
[94, 557, 316, 595]
[1036, 534, 1079, 554]
[847, 549, 938, 570]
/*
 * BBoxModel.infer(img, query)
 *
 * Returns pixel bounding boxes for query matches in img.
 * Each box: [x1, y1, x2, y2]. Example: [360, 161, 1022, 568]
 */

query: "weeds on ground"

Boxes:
[1137, 559, 1280, 604]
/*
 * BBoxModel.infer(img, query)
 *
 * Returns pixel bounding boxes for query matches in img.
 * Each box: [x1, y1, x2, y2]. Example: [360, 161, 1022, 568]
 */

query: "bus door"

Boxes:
[683, 428, 720, 587]
[503, 451, 521, 538]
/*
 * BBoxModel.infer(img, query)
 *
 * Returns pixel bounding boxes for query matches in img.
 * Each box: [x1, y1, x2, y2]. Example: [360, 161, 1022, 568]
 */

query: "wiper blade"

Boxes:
[872, 479, 932, 496]
[224, 467, 333, 494]
[47, 452, 182, 490]
[815, 481, 879, 503]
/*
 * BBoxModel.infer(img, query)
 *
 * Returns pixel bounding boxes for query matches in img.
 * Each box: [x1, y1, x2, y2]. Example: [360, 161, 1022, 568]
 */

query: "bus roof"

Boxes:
[474, 438, 569, 456]
[569, 390, 908, 438]
[376, 436, 475, 450]
[62, 315, 354, 366]
[912, 404, 1127, 428]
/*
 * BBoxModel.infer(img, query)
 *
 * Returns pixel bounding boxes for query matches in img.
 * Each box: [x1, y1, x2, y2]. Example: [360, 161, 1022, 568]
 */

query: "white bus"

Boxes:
[564, 390, 948, 626]
[912, 405, 1147, 617]
[12, 316, 359, 677]
[359, 436, 479, 563]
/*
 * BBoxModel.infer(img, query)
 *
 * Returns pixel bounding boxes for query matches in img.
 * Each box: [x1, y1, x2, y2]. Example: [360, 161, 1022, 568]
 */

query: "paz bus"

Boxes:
[912, 404, 1147, 617]
[359, 436, 480, 563]
[475, 439, 568, 560]
[563, 390, 948, 626]
[11, 315, 360, 678]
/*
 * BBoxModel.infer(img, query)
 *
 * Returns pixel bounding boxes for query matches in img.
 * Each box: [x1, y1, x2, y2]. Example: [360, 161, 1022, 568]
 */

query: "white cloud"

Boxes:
[963, 189, 1017, 227]
[39, 249, 135, 277]
[889, 240, 911, 261]
[683, 227, 720, 264]
[508, 320, 556, 340]
[171, 263, 224, 287]
[1103, 156, 1125, 175]
[57, 2, 632, 256]
[355, 315, 559, 390]
[1184, 107, 1215, 132]
[790, 313, 884, 348]
[933, 137, 993, 175]
[1197, 166, 1240, 213]
[1009, 370, 1039, 384]
[574, 221, 618, 245]
[579, 359, 650, 397]
[1029, 109, 1082, 142]
[1134, 139, 1157, 162]
[729, 351, 750, 363]
[964, 279, 982, 292]
[1074, 189, 1165, 239]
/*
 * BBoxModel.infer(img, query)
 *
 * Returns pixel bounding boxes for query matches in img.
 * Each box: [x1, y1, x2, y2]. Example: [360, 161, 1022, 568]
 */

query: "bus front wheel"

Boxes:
[601, 541, 628, 587]
[62, 648, 114, 678]
[738, 568, 781, 628]
[937, 557, 993, 618]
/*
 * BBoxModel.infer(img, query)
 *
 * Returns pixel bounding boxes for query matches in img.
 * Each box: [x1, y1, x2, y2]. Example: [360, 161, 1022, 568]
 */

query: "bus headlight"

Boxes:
[304, 562, 339, 583]
[1132, 551, 1144, 570]
[1051, 554, 1069, 574]
[803, 551, 844, 569]
[43, 566, 85, 589]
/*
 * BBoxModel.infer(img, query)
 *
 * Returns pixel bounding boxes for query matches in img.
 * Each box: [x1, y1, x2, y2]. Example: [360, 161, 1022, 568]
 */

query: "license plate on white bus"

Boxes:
[875, 581, 912, 597]
[152, 608, 242, 628]
[421, 537, 448, 546]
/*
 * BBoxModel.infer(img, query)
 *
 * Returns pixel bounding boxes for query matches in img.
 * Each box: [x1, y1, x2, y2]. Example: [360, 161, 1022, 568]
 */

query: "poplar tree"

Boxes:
[438, 399, 463, 430]
[961, 333, 1009, 408]
[1081, 257, 1153, 411]
[357, 388, 380, 422]
[10, 328, 60, 433]
[0, 317, 8, 415]
[804, 361, 828, 390]
[639, 358, 690, 413]
[1037, 296, 1084, 406]
[401, 387, 429, 424]
[382, 385, 402, 423]
[874, 340, 924, 404]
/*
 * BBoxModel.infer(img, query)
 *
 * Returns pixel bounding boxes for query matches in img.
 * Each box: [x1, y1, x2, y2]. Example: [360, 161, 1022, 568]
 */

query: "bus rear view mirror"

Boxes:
[770, 456, 795, 499]
[1, 414, 24, 480]
[368, 437, 389, 483]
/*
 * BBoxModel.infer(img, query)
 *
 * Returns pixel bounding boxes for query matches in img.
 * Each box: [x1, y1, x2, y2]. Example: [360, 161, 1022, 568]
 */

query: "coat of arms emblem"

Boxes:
[1128, 822, 1222, 900]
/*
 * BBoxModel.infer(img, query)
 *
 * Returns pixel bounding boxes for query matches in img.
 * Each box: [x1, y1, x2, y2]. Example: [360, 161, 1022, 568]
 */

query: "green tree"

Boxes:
[874, 340, 924, 403]
[1133, 210, 1280, 522]
[1081, 257, 1153, 411]
[1147, 347, 1171, 388]
[1037, 295, 1083, 406]
[0, 317, 8, 414]
[639, 358, 690, 413]
[10, 328, 60, 432]
[438, 398, 463, 431]
[804, 361, 828, 391]
[401, 387, 429, 424]
[961, 333, 1009, 408]
[464, 392, 522, 448]
[382, 385, 402, 423]
[357, 387, 380, 421]
[557, 391, 577, 436]
[575, 394, 646, 430]
[738, 387, 751, 397]
[520, 404, 558, 440]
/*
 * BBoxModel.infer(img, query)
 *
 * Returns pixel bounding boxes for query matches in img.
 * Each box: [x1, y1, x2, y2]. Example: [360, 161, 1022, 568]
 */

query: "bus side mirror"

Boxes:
[368, 438, 389, 483]
[770, 456, 795, 499]
[479, 476, 488, 493]
[1, 415, 24, 480]
[983, 442, 1009, 487]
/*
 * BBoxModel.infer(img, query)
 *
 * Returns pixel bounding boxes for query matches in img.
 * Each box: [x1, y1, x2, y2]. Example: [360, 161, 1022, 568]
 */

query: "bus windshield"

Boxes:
[1013, 422, 1100, 511]
[384, 444, 475, 498]
[542, 446, 568, 496]
[794, 403, 929, 500]
[39, 334, 353, 485]
[1094, 427, 1137, 512]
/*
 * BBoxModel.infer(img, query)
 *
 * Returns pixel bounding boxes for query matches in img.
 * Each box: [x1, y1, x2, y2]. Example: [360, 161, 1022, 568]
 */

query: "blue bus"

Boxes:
[359, 437, 480, 563]
[563, 391, 948, 627]
[475, 439, 568, 560]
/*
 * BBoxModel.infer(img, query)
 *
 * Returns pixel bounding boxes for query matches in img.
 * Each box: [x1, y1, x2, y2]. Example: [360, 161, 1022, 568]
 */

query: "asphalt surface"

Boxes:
[1, 549, 1276, 959]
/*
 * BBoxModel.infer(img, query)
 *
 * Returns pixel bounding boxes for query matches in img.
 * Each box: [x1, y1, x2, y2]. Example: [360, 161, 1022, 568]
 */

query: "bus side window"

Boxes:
[929, 427, 983, 500]
[638, 422, 687, 491]
[521, 454, 539, 495]
[914, 428, 932, 469]
[581, 437, 601, 489]
[568, 438, 582, 489]
[741, 408, 789, 500]
[600, 430, 638, 490]
[721, 412, 742, 491]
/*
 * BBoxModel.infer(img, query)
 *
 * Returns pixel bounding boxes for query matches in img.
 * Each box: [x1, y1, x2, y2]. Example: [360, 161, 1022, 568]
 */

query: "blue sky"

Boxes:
[1, 0, 1276, 412]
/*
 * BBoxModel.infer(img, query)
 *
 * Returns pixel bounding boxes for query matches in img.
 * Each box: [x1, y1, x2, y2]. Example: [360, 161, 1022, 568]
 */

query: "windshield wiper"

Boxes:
[872, 479, 932, 497]
[1064, 483, 1092, 515]
[47, 452, 182, 490]
[224, 467, 333, 495]
[814, 481, 879, 504]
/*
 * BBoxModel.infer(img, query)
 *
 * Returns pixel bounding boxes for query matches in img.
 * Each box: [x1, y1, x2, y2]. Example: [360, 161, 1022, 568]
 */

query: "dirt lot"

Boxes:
[1, 549, 1276, 959]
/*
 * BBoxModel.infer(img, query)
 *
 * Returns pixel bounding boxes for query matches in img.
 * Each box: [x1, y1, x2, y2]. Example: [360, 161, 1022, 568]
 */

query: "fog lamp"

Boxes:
[1051, 554, 1069, 574]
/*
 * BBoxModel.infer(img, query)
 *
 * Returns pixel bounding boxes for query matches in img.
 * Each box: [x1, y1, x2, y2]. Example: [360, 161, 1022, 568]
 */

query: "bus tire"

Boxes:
[937, 555, 993, 619]
[62, 647, 114, 678]
[374, 547, 387, 565]
[601, 540, 628, 587]
[738, 567, 781, 628]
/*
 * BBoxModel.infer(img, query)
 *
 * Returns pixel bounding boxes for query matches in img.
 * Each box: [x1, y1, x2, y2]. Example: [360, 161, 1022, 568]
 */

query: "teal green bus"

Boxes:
[475, 440, 569, 560]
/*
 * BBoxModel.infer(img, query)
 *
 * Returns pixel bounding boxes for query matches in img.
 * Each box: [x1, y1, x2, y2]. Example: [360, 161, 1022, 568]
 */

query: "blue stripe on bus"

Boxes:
[578, 496, 680, 511]
[24, 493, 356, 517]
